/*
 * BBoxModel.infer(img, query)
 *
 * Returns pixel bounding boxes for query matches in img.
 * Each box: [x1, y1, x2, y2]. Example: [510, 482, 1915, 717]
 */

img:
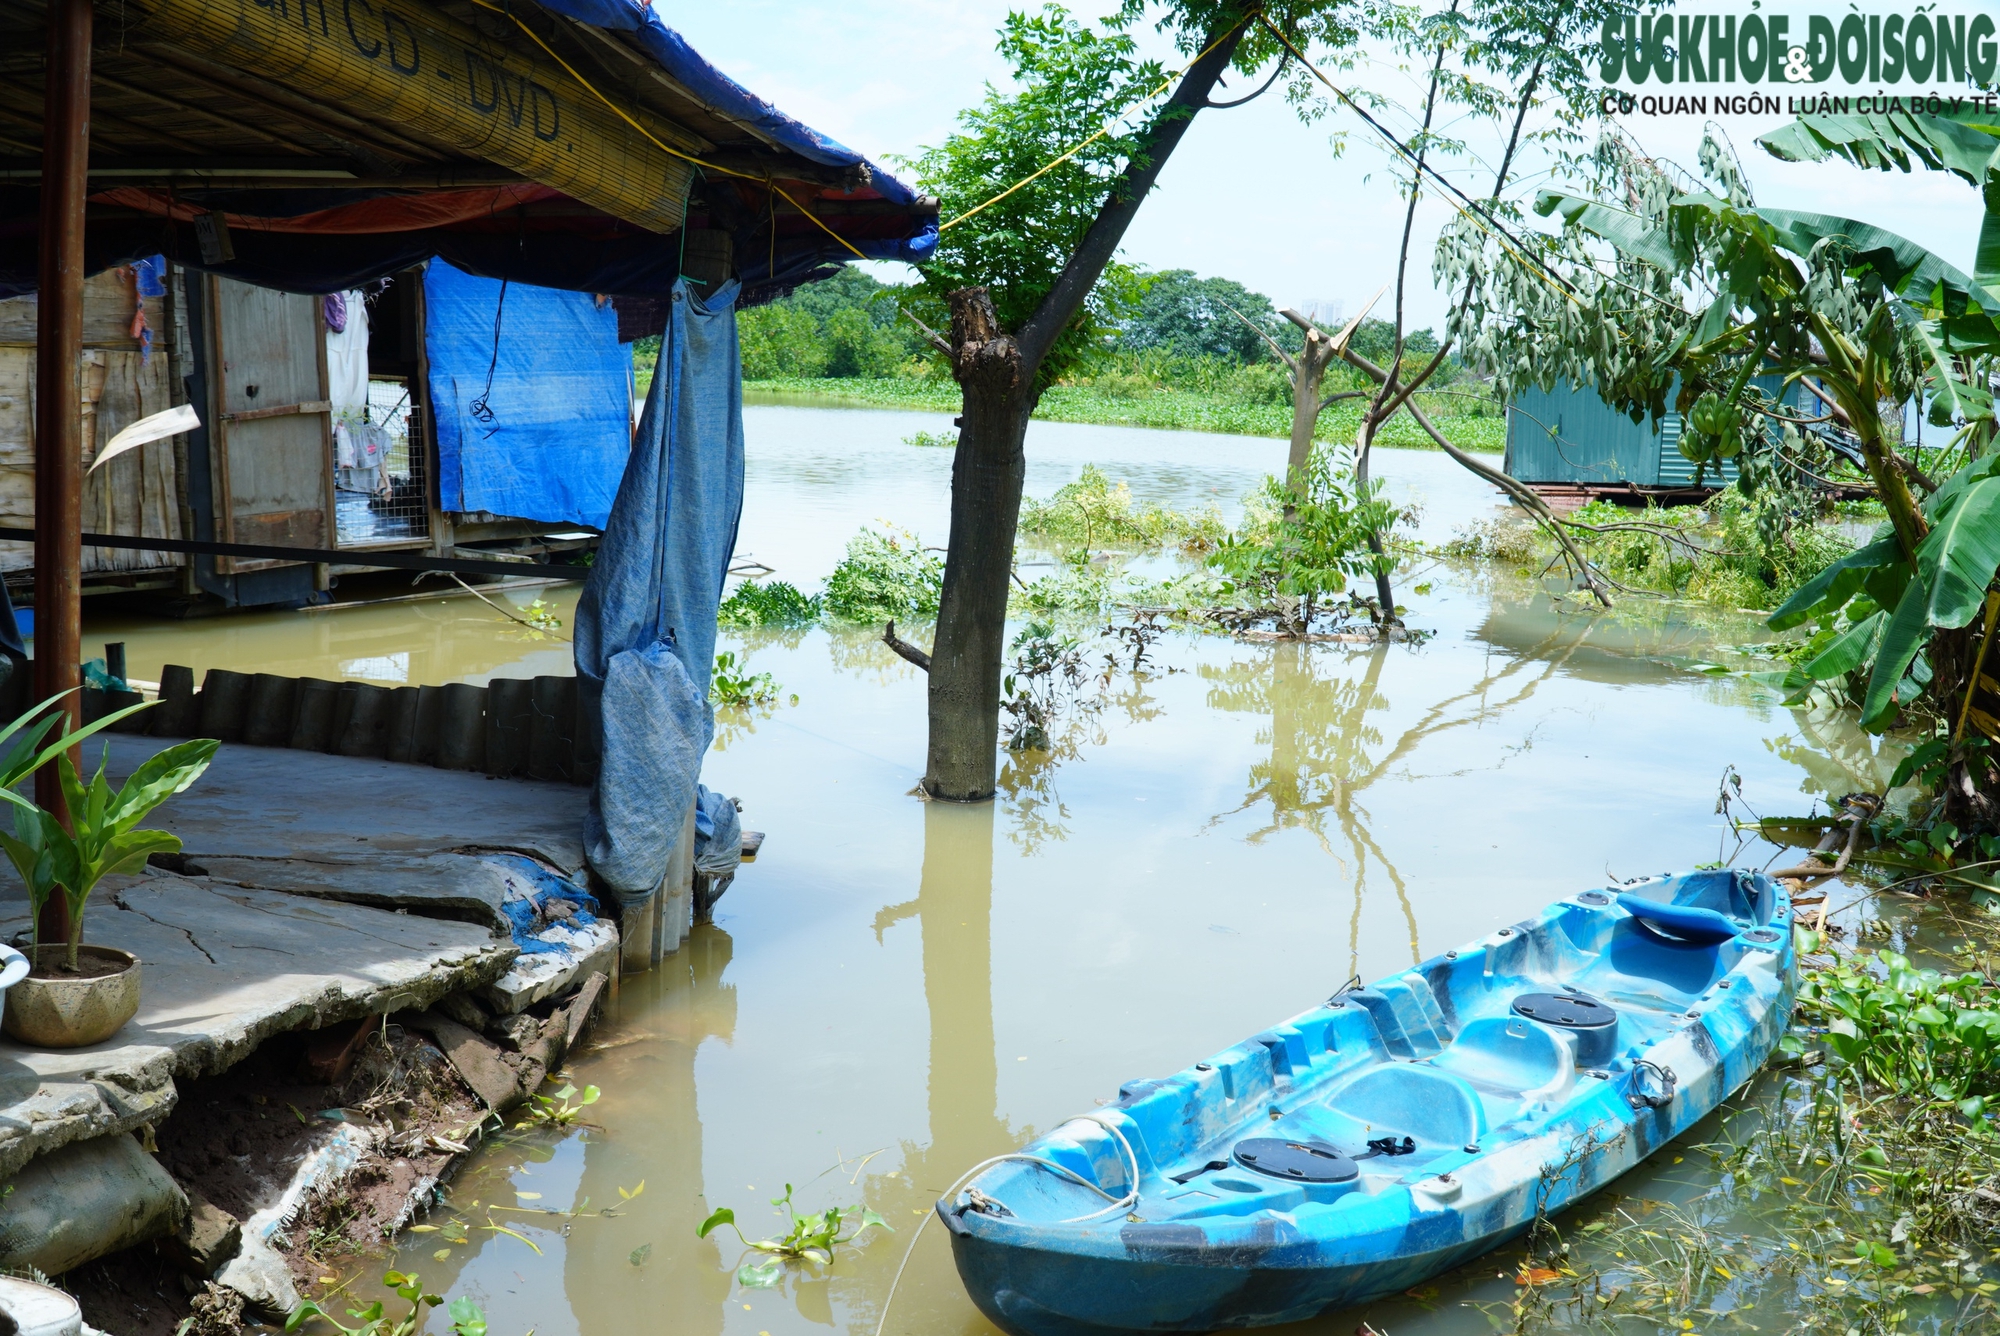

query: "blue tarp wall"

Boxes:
[425, 260, 631, 528]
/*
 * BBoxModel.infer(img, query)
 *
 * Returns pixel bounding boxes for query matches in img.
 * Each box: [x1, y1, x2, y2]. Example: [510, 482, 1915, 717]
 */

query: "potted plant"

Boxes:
[0, 695, 216, 1048]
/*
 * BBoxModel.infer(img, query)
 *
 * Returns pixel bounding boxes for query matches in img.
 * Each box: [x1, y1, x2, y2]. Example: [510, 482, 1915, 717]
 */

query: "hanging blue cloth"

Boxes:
[573, 277, 745, 901]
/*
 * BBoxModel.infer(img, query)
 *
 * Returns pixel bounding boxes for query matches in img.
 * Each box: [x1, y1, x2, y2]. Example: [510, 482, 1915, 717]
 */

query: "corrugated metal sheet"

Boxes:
[1508, 378, 1807, 488]
[1506, 382, 1662, 484]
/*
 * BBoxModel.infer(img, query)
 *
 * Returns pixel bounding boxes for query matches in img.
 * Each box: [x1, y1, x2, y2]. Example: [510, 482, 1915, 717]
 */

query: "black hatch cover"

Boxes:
[1231, 1138, 1359, 1183]
[1512, 992, 1615, 1029]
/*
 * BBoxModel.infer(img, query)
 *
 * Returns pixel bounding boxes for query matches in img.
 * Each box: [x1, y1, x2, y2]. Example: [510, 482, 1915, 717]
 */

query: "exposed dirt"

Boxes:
[24, 944, 134, 979]
[75, 1023, 487, 1336]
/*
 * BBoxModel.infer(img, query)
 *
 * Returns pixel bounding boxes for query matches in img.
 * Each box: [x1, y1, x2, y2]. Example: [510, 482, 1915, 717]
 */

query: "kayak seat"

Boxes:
[1321, 1064, 1486, 1149]
[1616, 868, 1770, 946]
[1598, 918, 1729, 999]
[1429, 1016, 1572, 1103]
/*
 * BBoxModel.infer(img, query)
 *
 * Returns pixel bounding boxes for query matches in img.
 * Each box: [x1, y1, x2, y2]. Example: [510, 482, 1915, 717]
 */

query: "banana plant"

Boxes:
[0, 709, 216, 972]
[1526, 120, 2000, 831]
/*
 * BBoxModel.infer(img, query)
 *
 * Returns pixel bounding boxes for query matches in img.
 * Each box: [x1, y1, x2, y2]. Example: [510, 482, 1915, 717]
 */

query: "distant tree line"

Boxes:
[734, 263, 1453, 383]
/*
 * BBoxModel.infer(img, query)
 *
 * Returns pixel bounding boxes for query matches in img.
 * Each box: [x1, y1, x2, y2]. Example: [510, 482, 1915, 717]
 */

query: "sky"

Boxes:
[666, 1, 1983, 334]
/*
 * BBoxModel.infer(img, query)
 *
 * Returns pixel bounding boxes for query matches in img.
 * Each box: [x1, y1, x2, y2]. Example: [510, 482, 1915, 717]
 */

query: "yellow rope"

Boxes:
[1256, 16, 1581, 310]
[470, 0, 867, 261]
[938, 19, 1246, 232]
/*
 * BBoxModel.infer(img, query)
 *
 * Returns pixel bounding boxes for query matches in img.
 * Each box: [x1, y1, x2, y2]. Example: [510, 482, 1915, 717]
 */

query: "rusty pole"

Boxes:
[34, 0, 91, 954]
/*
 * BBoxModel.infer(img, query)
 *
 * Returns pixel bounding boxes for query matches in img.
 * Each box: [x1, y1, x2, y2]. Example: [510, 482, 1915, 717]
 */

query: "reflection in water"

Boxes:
[566, 928, 737, 1335]
[864, 803, 1016, 1334]
[1201, 615, 1604, 975]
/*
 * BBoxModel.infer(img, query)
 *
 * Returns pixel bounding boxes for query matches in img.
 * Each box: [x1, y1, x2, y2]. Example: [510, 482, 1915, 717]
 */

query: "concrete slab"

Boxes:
[105, 735, 590, 875]
[188, 853, 522, 929]
[0, 876, 512, 1180]
[482, 918, 619, 1015]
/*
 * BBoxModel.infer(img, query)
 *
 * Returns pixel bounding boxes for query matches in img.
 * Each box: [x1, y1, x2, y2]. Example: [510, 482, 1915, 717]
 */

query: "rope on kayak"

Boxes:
[872, 1112, 1142, 1336]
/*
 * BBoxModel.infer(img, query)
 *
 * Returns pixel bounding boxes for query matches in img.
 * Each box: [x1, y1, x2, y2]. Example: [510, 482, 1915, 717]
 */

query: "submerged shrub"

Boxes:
[1018, 464, 1223, 553]
[717, 580, 821, 629]
[822, 526, 943, 623]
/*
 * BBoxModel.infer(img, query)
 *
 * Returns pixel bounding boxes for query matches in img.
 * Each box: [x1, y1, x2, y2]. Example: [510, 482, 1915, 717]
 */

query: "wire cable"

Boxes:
[468, 0, 869, 261]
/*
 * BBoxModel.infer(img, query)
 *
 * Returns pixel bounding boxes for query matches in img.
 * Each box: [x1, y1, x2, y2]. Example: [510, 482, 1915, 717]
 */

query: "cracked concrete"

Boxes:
[0, 736, 592, 1186]
[0, 876, 512, 1181]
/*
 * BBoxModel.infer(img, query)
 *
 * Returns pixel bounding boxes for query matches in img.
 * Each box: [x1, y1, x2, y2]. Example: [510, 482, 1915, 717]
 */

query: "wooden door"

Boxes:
[207, 277, 335, 571]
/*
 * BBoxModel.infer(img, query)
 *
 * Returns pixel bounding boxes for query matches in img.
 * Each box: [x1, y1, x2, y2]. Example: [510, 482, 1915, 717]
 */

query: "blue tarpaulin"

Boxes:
[574, 278, 745, 900]
[534, 0, 916, 203]
[425, 261, 632, 528]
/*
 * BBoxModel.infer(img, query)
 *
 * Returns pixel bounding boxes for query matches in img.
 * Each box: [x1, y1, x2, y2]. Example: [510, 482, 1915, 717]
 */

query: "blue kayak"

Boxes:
[941, 870, 1794, 1334]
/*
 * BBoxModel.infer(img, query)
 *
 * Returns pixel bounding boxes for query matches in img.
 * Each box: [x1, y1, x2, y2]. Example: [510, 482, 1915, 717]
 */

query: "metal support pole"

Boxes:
[34, 0, 90, 952]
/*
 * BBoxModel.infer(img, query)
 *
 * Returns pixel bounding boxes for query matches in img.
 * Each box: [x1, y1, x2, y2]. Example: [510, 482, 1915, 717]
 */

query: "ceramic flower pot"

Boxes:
[0, 1274, 83, 1336]
[1, 946, 140, 1048]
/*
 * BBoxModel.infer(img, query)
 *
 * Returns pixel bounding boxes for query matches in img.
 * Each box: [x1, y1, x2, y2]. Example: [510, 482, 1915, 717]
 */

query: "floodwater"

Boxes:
[86, 405, 1906, 1334]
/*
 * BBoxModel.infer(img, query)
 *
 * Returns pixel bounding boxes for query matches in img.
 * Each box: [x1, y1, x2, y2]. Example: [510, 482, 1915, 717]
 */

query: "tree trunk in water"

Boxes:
[1353, 417, 1397, 623]
[925, 289, 1034, 802]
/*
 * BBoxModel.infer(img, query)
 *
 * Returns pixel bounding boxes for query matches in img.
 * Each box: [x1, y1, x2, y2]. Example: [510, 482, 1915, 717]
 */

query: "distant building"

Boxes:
[1506, 377, 1933, 509]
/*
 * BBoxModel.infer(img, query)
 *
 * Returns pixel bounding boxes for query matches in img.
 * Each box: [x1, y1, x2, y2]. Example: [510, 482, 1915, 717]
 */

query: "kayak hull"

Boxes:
[943, 871, 1794, 1334]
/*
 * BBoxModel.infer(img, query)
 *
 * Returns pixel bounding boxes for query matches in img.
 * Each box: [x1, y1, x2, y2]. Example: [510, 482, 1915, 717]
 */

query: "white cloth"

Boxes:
[325, 290, 371, 420]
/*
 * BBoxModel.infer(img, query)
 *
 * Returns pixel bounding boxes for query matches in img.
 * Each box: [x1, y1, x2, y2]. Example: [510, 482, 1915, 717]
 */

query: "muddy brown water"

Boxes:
[81, 405, 1903, 1334]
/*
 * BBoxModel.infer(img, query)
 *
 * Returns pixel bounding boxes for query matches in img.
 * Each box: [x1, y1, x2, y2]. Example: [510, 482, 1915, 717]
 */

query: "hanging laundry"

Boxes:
[325, 289, 370, 422]
[323, 291, 348, 334]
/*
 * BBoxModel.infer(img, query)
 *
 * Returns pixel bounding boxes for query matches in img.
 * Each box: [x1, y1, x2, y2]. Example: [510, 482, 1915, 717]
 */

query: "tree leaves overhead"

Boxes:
[907, 6, 1168, 379]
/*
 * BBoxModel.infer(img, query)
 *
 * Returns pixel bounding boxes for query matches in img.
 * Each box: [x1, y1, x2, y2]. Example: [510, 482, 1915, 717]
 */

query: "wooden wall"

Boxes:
[0, 268, 186, 576]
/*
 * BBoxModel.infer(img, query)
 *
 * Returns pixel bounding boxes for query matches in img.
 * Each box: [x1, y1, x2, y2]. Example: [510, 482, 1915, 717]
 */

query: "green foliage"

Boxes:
[709, 652, 783, 708]
[737, 267, 925, 381]
[1556, 492, 1854, 610]
[517, 1082, 599, 1128]
[905, 5, 1162, 380]
[823, 526, 943, 623]
[717, 580, 822, 629]
[1761, 453, 2000, 730]
[902, 430, 956, 448]
[0, 734, 216, 971]
[1122, 269, 1283, 362]
[738, 367, 1505, 452]
[1000, 619, 1101, 751]
[1208, 445, 1398, 625]
[1790, 949, 2000, 1114]
[739, 305, 827, 381]
[286, 1271, 484, 1336]
[697, 1183, 890, 1288]
[1018, 464, 1223, 554]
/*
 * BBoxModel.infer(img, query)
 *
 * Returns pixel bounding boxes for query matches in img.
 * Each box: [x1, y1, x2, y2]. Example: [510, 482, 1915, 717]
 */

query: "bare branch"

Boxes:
[1317, 390, 1367, 415]
[1281, 283, 1385, 356]
[899, 306, 952, 357]
[1344, 345, 1614, 609]
[883, 620, 932, 671]
[1226, 303, 1296, 374]
[1371, 338, 1455, 425]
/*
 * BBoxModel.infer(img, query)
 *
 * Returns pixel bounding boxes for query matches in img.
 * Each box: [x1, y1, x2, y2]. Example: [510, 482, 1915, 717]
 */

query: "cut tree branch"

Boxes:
[883, 620, 932, 671]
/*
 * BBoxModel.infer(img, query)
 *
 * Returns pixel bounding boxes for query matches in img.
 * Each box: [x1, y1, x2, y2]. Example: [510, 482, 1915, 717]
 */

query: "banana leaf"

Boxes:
[1799, 610, 1885, 681]
[1917, 474, 2000, 628]
[1532, 190, 1685, 271]
[1757, 109, 2000, 187]
[1768, 533, 1902, 630]
[1863, 576, 1931, 729]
